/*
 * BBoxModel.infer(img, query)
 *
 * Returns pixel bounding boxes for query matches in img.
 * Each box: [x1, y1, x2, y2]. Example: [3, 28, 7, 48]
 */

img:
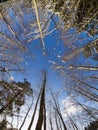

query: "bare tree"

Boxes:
[51, 91, 67, 130]
[19, 100, 33, 130]
[35, 72, 46, 130]
[27, 88, 42, 130]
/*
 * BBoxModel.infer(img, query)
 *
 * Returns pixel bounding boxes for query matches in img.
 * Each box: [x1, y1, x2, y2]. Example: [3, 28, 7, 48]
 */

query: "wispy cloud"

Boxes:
[62, 96, 82, 117]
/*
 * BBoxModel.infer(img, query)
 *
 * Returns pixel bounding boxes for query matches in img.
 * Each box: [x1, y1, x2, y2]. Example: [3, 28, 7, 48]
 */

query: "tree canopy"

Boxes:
[0, 0, 98, 130]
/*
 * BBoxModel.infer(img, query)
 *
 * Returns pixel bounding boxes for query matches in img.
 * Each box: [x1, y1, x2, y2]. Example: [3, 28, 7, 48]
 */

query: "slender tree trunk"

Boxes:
[55, 111, 59, 130]
[71, 96, 98, 120]
[57, 109, 67, 130]
[43, 102, 46, 130]
[65, 108, 78, 130]
[58, 115, 63, 130]
[51, 91, 67, 130]
[50, 115, 54, 130]
[19, 100, 33, 130]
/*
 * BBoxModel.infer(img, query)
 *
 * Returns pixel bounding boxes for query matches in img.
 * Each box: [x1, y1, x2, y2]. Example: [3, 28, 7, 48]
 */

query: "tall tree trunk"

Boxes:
[35, 73, 46, 130]
[51, 91, 67, 130]
[58, 115, 63, 130]
[43, 102, 46, 130]
[55, 111, 59, 130]
[27, 88, 42, 130]
[57, 109, 67, 130]
[50, 115, 54, 130]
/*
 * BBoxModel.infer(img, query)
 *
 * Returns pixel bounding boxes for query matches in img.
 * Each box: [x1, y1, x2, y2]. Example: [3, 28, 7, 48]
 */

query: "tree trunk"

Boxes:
[35, 73, 46, 130]
[19, 100, 33, 130]
[27, 89, 42, 130]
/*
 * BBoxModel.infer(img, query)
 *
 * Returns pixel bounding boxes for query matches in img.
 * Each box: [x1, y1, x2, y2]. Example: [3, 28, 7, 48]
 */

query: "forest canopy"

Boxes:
[0, 0, 98, 130]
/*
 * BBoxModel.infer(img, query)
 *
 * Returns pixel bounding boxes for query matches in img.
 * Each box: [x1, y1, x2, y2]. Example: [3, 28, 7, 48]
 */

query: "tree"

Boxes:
[0, 79, 33, 113]
[0, 0, 8, 4]
[0, 79, 33, 129]
[0, 119, 7, 130]
[51, 0, 98, 36]
[27, 72, 46, 130]
[51, 91, 67, 130]
[85, 120, 98, 130]
[35, 73, 46, 130]
[0, 0, 98, 130]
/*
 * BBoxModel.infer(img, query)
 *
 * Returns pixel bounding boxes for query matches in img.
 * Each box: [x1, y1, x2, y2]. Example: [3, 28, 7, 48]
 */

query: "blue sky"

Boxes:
[11, 20, 65, 92]
[6, 12, 98, 94]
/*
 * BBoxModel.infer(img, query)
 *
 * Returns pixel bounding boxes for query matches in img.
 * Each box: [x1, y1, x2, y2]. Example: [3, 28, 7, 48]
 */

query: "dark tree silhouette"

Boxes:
[85, 120, 98, 130]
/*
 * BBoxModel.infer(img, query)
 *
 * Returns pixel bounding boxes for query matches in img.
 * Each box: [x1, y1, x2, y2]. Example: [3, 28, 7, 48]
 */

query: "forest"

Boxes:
[0, 0, 98, 130]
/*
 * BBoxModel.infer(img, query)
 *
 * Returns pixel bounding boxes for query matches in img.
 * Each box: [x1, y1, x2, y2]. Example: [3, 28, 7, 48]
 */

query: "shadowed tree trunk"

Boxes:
[43, 102, 46, 130]
[0, 0, 8, 3]
[35, 73, 46, 130]
[84, 120, 98, 130]
[27, 88, 43, 130]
